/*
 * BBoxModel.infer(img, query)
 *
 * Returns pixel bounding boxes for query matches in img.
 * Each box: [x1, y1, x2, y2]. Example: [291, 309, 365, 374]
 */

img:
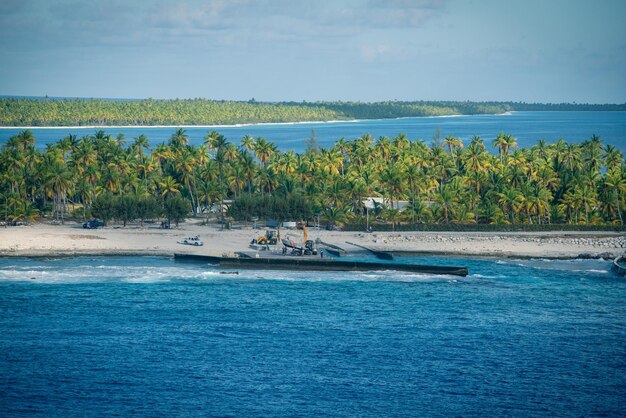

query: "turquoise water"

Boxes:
[1, 256, 625, 416]
[1, 111, 625, 152]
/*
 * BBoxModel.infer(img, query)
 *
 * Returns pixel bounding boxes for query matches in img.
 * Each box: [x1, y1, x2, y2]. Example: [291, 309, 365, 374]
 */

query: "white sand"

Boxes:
[0, 220, 624, 259]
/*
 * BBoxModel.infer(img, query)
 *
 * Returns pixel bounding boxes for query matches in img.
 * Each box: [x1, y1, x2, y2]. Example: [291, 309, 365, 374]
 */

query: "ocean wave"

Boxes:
[0, 264, 226, 284]
[569, 269, 609, 274]
[0, 263, 462, 284]
[471, 273, 507, 279]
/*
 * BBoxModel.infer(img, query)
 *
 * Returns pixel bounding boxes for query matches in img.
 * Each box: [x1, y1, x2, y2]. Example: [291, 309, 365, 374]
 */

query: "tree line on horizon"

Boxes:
[2, 97, 624, 127]
[1, 128, 624, 230]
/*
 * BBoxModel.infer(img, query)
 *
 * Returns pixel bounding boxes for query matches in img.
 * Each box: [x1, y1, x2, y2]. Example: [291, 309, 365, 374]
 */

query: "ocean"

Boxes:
[1, 256, 625, 416]
[1, 111, 626, 152]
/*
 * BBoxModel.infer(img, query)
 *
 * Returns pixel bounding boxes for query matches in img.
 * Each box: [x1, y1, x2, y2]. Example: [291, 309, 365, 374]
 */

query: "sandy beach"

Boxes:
[0, 221, 623, 259]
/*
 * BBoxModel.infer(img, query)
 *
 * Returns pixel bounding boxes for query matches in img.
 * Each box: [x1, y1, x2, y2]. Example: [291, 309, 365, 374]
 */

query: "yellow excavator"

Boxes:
[253, 230, 278, 245]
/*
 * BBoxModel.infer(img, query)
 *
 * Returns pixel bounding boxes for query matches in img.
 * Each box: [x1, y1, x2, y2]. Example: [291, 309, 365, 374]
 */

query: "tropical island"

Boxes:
[1, 127, 625, 259]
[1, 97, 625, 127]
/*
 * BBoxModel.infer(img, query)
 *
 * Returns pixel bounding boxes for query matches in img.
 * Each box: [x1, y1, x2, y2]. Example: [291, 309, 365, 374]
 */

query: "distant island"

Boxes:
[1, 97, 625, 127]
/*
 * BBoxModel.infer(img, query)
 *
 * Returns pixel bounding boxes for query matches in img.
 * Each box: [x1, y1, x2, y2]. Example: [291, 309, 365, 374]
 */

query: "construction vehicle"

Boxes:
[251, 230, 278, 245]
[281, 224, 317, 256]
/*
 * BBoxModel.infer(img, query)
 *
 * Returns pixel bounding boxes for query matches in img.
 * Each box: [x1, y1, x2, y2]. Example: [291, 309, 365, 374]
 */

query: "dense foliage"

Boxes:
[0, 98, 340, 126]
[1, 128, 624, 229]
[4, 97, 623, 127]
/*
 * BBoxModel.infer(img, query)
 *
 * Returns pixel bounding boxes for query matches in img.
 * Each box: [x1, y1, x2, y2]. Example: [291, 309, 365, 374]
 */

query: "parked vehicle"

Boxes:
[82, 219, 105, 229]
[178, 236, 204, 246]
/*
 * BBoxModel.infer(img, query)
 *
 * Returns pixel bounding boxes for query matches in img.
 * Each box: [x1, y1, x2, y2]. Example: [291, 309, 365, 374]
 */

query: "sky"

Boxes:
[1, 0, 625, 103]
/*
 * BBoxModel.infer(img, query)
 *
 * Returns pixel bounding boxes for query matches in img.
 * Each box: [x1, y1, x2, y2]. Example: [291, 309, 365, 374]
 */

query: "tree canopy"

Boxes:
[1, 128, 624, 229]
[3, 97, 623, 127]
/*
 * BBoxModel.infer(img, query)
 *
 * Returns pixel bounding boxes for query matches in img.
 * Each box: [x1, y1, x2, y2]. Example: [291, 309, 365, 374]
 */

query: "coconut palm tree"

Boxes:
[42, 156, 72, 223]
[604, 145, 623, 171]
[603, 168, 626, 225]
[132, 134, 150, 158]
[240, 135, 256, 153]
[204, 130, 228, 155]
[158, 176, 181, 198]
[434, 184, 459, 224]
[169, 128, 189, 148]
[581, 135, 606, 174]
[254, 137, 276, 168]
[493, 132, 517, 162]
[323, 205, 347, 228]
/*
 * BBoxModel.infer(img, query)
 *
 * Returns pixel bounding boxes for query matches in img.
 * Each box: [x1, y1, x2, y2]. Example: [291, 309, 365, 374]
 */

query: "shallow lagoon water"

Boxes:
[1, 256, 624, 416]
[1, 111, 625, 153]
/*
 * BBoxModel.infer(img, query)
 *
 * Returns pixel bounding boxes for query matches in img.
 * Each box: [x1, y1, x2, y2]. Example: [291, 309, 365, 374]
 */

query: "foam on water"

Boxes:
[0, 255, 616, 286]
[0, 260, 223, 284]
[0, 266, 465, 285]
[495, 257, 611, 274]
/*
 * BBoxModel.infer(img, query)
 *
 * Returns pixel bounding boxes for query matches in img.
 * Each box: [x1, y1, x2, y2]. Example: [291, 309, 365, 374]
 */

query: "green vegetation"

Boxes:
[1, 128, 625, 230]
[2, 97, 624, 127]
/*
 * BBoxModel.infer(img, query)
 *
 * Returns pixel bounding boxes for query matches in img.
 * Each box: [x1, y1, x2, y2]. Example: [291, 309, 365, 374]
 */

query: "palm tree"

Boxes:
[169, 128, 189, 148]
[603, 168, 626, 225]
[158, 176, 181, 198]
[15, 130, 35, 152]
[375, 136, 392, 162]
[174, 149, 199, 214]
[352, 134, 374, 168]
[496, 188, 522, 224]
[392, 133, 410, 153]
[493, 132, 507, 162]
[132, 134, 150, 158]
[383, 207, 402, 231]
[561, 144, 583, 174]
[434, 184, 459, 224]
[254, 137, 276, 169]
[380, 165, 405, 210]
[240, 135, 256, 153]
[405, 164, 421, 224]
[581, 135, 605, 174]
[320, 149, 343, 178]
[323, 205, 347, 228]
[532, 139, 550, 162]
[443, 136, 463, 154]
[227, 163, 247, 198]
[334, 137, 351, 167]
[11, 200, 39, 223]
[493, 132, 517, 162]
[204, 130, 228, 155]
[43, 157, 72, 223]
[578, 184, 598, 225]
[604, 145, 623, 171]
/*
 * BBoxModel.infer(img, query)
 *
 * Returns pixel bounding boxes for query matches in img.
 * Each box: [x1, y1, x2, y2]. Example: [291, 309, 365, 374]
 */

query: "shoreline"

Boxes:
[0, 112, 510, 131]
[0, 222, 623, 261]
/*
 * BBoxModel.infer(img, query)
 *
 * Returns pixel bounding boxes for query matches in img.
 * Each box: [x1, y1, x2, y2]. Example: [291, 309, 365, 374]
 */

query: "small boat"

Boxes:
[611, 255, 626, 275]
[282, 238, 302, 250]
[178, 236, 204, 246]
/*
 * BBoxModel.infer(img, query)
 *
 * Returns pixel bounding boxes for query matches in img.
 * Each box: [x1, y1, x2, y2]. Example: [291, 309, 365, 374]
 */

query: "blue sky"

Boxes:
[1, 0, 625, 103]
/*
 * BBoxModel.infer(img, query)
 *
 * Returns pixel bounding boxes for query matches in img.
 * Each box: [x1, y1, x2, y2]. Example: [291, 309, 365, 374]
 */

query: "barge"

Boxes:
[174, 254, 468, 277]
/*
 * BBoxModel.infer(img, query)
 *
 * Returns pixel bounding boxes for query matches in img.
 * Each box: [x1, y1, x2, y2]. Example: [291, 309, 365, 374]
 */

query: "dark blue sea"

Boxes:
[1, 111, 625, 152]
[1, 256, 625, 416]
